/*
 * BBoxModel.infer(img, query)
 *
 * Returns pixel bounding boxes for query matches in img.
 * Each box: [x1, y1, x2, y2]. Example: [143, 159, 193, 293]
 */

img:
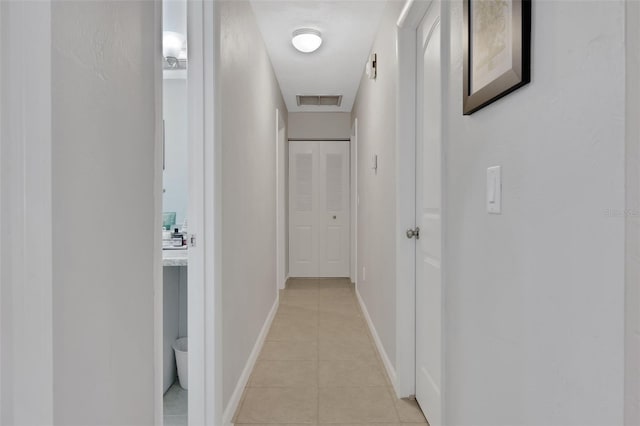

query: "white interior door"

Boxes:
[289, 141, 319, 277]
[415, 2, 442, 425]
[289, 141, 350, 278]
[318, 141, 350, 277]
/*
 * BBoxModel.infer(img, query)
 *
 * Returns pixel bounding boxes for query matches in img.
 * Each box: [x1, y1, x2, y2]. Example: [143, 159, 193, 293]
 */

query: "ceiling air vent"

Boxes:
[296, 95, 343, 107]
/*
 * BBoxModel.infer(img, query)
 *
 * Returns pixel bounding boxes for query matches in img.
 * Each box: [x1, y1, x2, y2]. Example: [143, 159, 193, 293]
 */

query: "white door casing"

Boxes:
[350, 119, 358, 284]
[188, 0, 221, 423]
[276, 109, 287, 289]
[289, 141, 350, 278]
[415, 2, 443, 425]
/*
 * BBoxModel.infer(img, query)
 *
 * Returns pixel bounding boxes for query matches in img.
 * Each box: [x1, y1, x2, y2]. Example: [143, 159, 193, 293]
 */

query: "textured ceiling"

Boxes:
[250, 0, 388, 112]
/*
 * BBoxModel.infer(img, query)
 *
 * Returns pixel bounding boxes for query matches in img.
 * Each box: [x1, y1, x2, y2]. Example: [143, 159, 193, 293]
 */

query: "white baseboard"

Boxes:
[222, 297, 279, 425]
[356, 288, 399, 395]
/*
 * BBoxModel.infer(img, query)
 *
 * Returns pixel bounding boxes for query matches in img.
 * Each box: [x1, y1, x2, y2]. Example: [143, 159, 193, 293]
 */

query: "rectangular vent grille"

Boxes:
[296, 95, 343, 107]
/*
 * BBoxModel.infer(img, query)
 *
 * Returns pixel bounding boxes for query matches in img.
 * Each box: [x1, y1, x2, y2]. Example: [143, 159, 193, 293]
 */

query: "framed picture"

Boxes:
[463, 0, 531, 115]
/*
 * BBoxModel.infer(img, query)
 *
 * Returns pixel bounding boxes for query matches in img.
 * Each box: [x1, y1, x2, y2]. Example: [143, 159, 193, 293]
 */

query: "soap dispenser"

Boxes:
[172, 228, 184, 247]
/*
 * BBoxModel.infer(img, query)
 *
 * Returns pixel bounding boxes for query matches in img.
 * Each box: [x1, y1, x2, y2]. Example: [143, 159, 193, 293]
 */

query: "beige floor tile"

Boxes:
[318, 313, 363, 328]
[250, 360, 318, 387]
[319, 317, 368, 341]
[318, 386, 399, 424]
[236, 424, 317, 426]
[235, 387, 318, 424]
[287, 278, 320, 289]
[267, 317, 318, 342]
[260, 340, 318, 360]
[280, 293, 319, 310]
[273, 311, 318, 326]
[318, 424, 400, 426]
[318, 302, 363, 317]
[319, 334, 377, 361]
[281, 287, 319, 297]
[234, 281, 429, 426]
[278, 303, 319, 317]
[319, 327, 365, 342]
[319, 360, 388, 387]
[318, 298, 358, 308]
[283, 287, 320, 296]
[317, 289, 355, 296]
[394, 398, 428, 423]
[316, 278, 352, 289]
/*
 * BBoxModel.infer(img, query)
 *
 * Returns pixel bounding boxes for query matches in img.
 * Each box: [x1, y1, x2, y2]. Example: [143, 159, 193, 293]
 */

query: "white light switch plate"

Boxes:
[487, 166, 502, 214]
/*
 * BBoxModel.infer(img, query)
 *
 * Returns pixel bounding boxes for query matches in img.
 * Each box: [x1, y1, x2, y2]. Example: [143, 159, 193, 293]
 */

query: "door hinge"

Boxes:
[188, 234, 197, 248]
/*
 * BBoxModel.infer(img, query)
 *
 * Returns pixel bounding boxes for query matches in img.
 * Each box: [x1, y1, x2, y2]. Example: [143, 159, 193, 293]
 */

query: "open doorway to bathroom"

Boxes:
[162, 0, 189, 424]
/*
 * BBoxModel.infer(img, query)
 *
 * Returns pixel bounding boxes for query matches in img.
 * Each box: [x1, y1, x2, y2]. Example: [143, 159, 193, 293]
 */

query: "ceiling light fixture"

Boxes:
[292, 28, 322, 53]
[163, 31, 187, 60]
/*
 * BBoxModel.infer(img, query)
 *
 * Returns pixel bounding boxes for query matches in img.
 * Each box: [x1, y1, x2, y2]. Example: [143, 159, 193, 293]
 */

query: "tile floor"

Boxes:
[164, 382, 188, 426]
[233, 278, 429, 425]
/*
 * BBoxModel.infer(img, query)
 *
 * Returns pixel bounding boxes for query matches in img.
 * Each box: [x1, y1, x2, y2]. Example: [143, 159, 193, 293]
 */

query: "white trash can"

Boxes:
[173, 337, 188, 390]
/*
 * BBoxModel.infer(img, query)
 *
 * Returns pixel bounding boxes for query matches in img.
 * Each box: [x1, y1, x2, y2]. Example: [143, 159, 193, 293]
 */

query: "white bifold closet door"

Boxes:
[289, 140, 350, 278]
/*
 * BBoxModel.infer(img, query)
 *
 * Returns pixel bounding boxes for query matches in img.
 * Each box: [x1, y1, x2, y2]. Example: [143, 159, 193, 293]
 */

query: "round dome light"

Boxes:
[292, 29, 322, 53]
[163, 31, 186, 59]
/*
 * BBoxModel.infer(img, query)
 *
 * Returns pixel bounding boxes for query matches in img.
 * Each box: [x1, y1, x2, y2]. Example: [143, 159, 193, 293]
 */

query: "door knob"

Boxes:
[406, 227, 420, 239]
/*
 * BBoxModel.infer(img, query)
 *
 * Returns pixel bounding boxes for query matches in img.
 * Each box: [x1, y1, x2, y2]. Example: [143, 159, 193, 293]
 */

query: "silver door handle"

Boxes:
[406, 227, 420, 239]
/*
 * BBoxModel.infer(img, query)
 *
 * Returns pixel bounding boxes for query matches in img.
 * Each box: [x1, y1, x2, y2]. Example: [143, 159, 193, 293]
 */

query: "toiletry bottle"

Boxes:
[172, 228, 183, 248]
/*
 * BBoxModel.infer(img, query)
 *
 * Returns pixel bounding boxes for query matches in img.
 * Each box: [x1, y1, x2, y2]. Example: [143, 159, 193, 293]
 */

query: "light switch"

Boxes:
[487, 166, 501, 214]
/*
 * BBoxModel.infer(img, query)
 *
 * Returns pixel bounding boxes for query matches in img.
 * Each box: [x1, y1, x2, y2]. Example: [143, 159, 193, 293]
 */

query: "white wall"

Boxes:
[288, 112, 351, 140]
[163, 78, 189, 226]
[353, 0, 628, 423]
[163, 0, 186, 36]
[626, 1, 640, 423]
[51, 1, 157, 424]
[0, 2, 54, 424]
[217, 0, 288, 410]
[351, 0, 404, 370]
[443, 1, 625, 424]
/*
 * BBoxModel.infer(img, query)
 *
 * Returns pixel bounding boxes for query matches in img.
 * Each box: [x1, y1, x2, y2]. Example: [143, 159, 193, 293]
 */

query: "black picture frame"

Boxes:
[463, 0, 531, 115]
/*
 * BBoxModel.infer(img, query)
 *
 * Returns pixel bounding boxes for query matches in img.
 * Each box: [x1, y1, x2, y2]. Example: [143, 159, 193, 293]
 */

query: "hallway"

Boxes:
[233, 278, 428, 425]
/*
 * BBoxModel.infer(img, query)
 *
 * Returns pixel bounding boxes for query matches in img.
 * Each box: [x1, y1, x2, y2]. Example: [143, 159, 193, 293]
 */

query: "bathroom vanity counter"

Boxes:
[163, 248, 188, 267]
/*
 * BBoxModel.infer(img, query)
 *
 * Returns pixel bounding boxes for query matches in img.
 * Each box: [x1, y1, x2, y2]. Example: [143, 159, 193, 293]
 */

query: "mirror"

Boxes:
[163, 73, 188, 230]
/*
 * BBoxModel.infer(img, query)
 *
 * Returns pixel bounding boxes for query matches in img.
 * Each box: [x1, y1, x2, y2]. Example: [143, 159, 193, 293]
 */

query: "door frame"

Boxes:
[187, 0, 222, 424]
[395, 1, 449, 420]
[350, 119, 358, 285]
[153, 0, 163, 423]
[276, 109, 287, 290]
[288, 139, 351, 278]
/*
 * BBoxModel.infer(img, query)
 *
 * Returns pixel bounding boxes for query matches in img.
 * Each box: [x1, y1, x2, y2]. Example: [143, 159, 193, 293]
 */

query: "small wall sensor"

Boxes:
[366, 53, 377, 80]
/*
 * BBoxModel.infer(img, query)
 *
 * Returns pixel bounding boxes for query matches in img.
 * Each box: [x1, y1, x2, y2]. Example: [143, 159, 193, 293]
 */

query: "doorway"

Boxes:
[161, 0, 189, 424]
[289, 140, 351, 278]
